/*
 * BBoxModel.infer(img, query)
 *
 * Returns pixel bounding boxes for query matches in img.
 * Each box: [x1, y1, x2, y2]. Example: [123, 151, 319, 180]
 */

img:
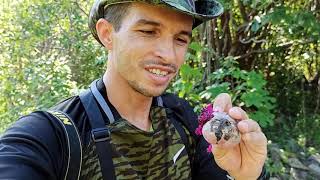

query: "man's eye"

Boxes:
[176, 38, 188, 44]
[139, 30, 156, 35]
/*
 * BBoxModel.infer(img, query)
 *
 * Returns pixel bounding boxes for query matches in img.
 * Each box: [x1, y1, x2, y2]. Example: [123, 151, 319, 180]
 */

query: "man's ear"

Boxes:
[96, 18, 113, 49]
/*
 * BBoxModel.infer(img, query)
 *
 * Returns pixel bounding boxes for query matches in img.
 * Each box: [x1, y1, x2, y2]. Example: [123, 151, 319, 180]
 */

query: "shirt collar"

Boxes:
[95, 78, 163, 121]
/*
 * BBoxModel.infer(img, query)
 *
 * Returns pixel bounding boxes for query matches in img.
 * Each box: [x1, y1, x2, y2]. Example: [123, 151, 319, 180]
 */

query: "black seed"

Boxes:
[215, 130, 222, 142]
[225, 120, 231, 126]
[224, 133, 231, 141]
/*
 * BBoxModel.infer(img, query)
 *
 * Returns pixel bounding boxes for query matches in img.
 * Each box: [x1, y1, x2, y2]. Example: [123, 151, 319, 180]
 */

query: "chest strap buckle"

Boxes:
[91, 127, 111, 142]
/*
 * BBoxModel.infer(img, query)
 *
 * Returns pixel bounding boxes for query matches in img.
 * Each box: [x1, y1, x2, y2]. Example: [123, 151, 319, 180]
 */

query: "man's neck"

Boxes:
[103, 71, 153, 131]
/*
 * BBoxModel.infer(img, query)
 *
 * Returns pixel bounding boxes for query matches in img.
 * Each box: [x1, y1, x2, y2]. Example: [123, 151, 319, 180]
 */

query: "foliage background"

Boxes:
[1, 0, 319, 178]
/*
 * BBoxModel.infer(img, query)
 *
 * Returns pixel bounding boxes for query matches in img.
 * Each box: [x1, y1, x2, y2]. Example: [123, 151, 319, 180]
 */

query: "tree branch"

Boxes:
[73, 1, 88, 17]
[222, 12, 231, 56]
[235, 39, 316, 60]
[237, 0, 249, 22]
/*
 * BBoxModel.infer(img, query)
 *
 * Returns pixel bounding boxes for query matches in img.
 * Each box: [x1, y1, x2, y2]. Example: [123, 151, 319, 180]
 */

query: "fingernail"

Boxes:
[229, 108, 242, 120]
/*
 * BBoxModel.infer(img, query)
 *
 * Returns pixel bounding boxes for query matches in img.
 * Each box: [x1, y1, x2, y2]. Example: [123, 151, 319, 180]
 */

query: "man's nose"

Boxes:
[154, 37, 176, 63]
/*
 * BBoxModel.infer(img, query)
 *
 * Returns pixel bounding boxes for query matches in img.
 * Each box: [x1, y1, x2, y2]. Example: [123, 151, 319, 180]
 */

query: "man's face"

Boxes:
[109, 2, 193, 97]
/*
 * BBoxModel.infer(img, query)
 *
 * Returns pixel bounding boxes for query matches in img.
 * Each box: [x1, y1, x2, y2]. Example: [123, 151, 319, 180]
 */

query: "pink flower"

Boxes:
[197, 103, 214, 126]
[206, 144, 213, 152]
[195, 126, 203, 135]
[195, 103, 218, 153]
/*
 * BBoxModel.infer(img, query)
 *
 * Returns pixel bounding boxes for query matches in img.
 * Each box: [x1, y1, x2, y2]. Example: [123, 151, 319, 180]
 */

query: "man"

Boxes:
[0, 0, 268, 179]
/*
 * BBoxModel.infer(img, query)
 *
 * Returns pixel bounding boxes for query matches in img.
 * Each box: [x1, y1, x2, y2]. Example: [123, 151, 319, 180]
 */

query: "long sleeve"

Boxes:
[0, 112, 68, 180]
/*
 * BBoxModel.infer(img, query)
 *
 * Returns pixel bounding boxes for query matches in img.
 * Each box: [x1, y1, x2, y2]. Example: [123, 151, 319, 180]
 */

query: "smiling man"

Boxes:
[0, 0, 268, 180]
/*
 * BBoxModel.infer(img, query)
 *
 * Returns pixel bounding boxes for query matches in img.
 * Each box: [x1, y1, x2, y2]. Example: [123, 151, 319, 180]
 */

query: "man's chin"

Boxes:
[141, 89, 165, 97]
[138, 87, 166, 97]
[128, 80, 167, 97]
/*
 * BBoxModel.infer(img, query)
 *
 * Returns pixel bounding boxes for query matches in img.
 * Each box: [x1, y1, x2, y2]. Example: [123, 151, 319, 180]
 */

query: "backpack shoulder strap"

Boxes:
[160, 93, 199, 143]
[161, 94, 198, 132]
[47, 110, 82, 180]
[79, 80, 116, 180]
[157, 96, 192, 157]
[160, 94, 198, 176]
[165, 107, 192, 152]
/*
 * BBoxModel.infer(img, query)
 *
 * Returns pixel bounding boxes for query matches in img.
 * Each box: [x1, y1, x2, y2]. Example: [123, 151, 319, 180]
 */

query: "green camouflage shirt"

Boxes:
[80, 106, 192, 180]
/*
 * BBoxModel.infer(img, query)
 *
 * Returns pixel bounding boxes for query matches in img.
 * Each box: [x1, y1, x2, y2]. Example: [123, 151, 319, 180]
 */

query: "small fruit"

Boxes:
[202, 112, 240, 148]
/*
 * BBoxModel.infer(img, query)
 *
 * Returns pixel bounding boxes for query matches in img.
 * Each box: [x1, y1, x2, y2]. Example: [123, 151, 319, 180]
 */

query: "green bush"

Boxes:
[169, 53, 276, 128]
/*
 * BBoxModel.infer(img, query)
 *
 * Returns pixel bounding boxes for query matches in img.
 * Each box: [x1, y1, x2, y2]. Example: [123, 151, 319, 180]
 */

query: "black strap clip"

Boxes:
[91, 127, 111, 143]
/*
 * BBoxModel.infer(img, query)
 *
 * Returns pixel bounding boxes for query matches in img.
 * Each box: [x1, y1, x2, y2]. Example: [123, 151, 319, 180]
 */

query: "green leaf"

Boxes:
[251, 19, 261, 32]
[202, 82, 230, 99]
[189, 42, 202, 52]
[246, 71, 266, 89]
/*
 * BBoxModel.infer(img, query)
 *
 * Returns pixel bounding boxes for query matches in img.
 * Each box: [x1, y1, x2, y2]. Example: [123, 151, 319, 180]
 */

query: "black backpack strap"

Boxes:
[158, 96, 193, 168]
[79, 80, 116, 180]
[160, 95, 198, 177]
[157, 96, 190, 150]
[47, 110, 82, 180]
[165, 108, 193, 159]
[90, 79, 115, 123]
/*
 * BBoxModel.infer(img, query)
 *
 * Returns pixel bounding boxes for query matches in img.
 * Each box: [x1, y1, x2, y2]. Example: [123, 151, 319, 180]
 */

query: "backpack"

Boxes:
[46, 110, 82, 180]
[49, 79, 197, 180]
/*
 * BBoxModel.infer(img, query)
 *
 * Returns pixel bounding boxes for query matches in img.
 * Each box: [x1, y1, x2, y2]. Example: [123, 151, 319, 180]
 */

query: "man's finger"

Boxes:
[213, 93, 232, 112]
[241, 131, 267, 146]
[228, 107, 248, 120]
[237, 119, 261, 133]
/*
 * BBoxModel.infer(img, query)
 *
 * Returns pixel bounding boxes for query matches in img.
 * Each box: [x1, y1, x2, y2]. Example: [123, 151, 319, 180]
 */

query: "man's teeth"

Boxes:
[148, 69, 168, 76]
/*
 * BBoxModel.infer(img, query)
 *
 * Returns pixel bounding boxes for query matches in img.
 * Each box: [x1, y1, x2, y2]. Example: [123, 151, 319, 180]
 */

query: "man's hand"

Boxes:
[211, 93, 267, 180]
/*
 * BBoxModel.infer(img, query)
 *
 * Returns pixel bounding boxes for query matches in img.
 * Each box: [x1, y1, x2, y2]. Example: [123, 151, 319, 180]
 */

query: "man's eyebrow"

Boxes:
[134, 19, 161, 27]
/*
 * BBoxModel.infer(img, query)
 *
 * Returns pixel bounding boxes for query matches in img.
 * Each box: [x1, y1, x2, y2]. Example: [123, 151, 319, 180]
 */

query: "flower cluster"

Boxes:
[195, 103, 214, 136]
[195, 103, 219, 152]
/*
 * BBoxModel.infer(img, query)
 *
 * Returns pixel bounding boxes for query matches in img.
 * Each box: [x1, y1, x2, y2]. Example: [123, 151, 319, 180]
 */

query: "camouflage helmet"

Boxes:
[89, 0, 224, 44]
